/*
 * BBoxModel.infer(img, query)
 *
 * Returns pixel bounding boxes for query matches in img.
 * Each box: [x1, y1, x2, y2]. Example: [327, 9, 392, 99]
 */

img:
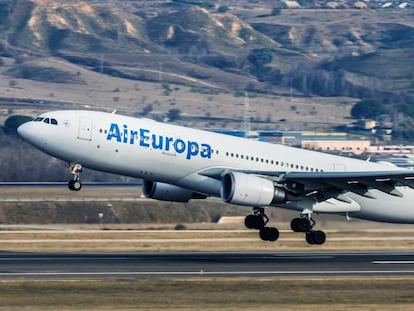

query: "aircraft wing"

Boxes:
[282, 170, 414, 199]
[199, 167, 414, 199]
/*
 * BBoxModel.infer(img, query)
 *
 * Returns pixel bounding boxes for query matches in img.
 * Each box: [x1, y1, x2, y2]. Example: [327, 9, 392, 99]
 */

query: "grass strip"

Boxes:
[0, 277, 413, 310]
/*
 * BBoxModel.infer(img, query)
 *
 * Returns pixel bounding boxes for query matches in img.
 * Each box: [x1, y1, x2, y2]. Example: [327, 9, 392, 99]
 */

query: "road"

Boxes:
[1, 251, 414, 279]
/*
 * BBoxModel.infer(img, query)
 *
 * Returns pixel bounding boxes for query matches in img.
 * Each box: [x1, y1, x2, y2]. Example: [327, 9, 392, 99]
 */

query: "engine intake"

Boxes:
[221, 172, 286, 206]
[143, 180, 199, 202]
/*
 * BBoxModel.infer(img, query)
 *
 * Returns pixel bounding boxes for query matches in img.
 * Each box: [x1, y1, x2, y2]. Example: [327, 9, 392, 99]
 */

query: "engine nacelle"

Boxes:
[143, 180, 194, 202]
[221, 172, 286, 206]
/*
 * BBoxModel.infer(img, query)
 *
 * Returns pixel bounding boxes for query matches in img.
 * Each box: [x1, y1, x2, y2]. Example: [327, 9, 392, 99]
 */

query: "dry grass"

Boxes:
[1, 229, 414, 252]
[0, 278, 413, 311]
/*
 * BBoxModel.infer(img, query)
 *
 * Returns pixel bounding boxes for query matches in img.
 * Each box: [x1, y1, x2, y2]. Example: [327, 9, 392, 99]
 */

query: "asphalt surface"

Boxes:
[1, 251, 414, 279]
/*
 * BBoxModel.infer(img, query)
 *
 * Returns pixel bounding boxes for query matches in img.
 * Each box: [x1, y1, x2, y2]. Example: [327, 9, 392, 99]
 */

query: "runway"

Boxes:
[1, 251, 414, 279]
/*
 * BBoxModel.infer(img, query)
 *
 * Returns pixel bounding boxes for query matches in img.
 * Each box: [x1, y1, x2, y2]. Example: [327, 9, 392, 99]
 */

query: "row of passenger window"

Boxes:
[33, 117, 58, 125]
[224, 151, 323, 172]
[96, 127, 321, 172]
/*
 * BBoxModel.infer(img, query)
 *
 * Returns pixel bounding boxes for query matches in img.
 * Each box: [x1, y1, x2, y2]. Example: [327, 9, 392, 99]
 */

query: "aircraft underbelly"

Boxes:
[175, 173, 222, 196]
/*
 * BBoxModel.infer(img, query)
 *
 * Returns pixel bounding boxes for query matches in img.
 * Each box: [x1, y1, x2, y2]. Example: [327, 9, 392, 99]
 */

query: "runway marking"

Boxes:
[0, 257, 131, 261]
[2, 270, 414, 277]
[373, 261, 414, 264]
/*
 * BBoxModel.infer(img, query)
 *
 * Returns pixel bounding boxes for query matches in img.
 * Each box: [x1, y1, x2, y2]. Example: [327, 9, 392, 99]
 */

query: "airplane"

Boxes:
[17, 110, 414, 245]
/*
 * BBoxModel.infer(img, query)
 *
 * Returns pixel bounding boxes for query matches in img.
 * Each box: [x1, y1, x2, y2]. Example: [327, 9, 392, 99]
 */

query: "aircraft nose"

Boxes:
[17, 122, 33, 141]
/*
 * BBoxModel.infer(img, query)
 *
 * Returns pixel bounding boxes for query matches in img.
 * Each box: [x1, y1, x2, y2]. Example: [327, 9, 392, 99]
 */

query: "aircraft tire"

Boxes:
[244, 215, 265, 230]
[68, 180, 82, 191]
[305, 230, 326, 245]
[244, 215, 257, 229]
[313, 230, 326, 245]
[68, 180, 75, 191]
[290, 218, 302, 232]
[299, 218, 312, 232]
[305, 231, 316, 245]
[259, 227, 279, 242]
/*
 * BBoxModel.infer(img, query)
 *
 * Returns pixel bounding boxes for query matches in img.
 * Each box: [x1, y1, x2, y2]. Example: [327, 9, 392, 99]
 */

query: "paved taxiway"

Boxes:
[1, 251, 414, 279]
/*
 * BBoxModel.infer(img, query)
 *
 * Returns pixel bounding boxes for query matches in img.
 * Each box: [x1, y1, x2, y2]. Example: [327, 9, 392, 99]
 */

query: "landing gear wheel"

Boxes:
[259, 227, 279, 242]
[245, 208, 279, 242]
[305, 230, 326, 245]
[292, 213, 326, 245]
[290, 218, 301, 232]
[290, 218, 311, 232]
[312, 230, 326, 245]
[244, 215, 265, 230]
[68, 163, 83, 192]
[305, 231, 316, 245]
[68, 180, 82, 191]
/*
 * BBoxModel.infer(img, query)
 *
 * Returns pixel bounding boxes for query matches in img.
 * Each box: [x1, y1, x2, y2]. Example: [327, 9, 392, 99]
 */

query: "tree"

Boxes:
[350, 99, 386, 120]
[141, 104, 153, 116]
[217, 5, 230, 13]
[167, 108, 181, 121]
[247, 49, 273, 69]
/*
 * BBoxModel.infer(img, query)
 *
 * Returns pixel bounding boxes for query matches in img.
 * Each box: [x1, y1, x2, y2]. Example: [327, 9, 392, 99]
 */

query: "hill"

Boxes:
[0, 0, 412, 136]
[1, 1, 412, 99]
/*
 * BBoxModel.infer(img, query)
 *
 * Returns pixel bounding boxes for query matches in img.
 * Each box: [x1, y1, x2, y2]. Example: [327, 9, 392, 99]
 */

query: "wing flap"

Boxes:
[323, 180, 376, 199]
[285, 170, 414, 198]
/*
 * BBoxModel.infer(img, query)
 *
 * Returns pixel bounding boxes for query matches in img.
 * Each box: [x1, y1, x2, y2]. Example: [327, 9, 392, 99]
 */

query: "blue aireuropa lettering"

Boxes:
[106, 123, 212, 160]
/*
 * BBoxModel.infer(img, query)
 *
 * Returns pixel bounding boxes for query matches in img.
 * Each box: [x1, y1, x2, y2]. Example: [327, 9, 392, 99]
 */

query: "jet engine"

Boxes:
[143, 180, 205, 202]
[221, 172, 287, 206]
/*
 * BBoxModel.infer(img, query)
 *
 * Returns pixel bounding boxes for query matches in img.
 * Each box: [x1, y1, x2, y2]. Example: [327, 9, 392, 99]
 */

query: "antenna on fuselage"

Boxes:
[112, 110, 117, 114]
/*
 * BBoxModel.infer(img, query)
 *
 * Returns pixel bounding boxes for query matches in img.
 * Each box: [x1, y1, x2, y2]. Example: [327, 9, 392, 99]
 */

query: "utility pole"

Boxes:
[243, 92, 251, 135]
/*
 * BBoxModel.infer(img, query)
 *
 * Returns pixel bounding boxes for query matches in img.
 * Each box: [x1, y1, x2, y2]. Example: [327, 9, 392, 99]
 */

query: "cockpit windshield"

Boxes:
[33, 116, 58, 125]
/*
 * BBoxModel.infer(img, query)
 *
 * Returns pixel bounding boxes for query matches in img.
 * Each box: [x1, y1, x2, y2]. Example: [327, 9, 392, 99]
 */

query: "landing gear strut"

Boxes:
[244, 208, 279, 242]
[68, 163, 82, 191]
[290, 212, 326, 245]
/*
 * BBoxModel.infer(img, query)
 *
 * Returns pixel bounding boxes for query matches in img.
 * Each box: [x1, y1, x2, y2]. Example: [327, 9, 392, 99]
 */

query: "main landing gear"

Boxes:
[244, 208, 326, 245]
[68, 163, 82, 191]
[290, 213, 326, 245]
[244, 208, 279, 242]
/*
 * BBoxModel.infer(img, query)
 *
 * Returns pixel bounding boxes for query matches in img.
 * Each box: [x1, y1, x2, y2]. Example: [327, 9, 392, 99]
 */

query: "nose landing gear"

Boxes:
[68, 163, 82, 191]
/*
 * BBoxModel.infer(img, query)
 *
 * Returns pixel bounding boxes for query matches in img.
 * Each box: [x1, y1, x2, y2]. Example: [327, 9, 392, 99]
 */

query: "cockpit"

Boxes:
[33, 117, 58, 125]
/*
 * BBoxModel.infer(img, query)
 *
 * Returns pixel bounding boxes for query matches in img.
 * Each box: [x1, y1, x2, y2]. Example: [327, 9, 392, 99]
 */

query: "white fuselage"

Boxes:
[17, 110, 414, 224]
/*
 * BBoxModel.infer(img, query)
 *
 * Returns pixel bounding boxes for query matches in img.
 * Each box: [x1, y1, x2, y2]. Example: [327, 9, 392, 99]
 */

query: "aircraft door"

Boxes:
[78, 116, 93, 141]
[162, 132, 177, 156]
